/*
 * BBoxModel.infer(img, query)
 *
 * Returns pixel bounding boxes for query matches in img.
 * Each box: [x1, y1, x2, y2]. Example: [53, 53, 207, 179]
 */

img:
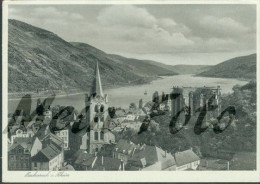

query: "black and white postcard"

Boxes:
[2, 0, 260, 182]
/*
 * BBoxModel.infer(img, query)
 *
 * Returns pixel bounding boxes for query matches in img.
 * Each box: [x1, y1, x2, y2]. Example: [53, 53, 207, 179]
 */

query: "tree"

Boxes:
[108, 107, 116, 118]
[162, 92, 166, 102]
[129, 103, 137, 110]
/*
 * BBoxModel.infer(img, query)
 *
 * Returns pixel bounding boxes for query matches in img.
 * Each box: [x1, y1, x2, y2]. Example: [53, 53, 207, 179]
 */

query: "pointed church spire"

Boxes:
[91, 61, 104, 97]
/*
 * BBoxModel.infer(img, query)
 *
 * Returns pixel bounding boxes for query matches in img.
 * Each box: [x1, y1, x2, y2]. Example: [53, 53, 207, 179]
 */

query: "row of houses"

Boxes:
[70, 139, 201, 171]
[8, 125, 64, 171]
[113, 139, 200, 171]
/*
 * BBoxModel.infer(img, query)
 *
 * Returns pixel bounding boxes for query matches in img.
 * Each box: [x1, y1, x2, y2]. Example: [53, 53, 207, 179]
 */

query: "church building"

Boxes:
[85, 62, 115, 154]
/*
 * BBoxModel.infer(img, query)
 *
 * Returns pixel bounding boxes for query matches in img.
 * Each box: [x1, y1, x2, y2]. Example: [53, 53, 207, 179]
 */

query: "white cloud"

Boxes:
[97, 5, 157, 28]
[8, 5, 256, 64]
[94, 5, 193, 53]
[200, 16, 249, 36]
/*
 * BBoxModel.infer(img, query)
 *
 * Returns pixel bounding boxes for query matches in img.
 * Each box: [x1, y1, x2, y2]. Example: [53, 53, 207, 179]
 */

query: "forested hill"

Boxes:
[8, 19, 177, 93]
[197, 54, 256, 79]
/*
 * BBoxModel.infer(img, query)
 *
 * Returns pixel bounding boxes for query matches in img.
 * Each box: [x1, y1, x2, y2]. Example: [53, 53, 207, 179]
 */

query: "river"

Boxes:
[8, 74, 248, 113]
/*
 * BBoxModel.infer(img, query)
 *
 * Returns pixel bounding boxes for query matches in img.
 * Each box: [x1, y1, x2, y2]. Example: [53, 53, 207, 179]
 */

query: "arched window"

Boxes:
[100, 105, 104, 112]
[95, 105, 100, 112]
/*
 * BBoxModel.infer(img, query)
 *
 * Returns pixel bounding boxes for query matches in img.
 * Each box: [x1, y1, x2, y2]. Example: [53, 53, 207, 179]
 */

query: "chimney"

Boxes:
[190, 147, 193, 151]
[227, 161, 229, 170]
[102, 156, 104, 166]
[165, 150, 167, 157]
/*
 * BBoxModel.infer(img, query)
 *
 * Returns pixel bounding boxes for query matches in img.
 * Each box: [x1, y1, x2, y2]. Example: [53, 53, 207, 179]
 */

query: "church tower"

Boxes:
[85, 62, 114, 154]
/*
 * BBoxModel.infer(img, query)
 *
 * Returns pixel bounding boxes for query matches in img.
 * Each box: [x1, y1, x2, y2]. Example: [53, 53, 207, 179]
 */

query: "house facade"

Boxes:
[31, 143, 64, 171]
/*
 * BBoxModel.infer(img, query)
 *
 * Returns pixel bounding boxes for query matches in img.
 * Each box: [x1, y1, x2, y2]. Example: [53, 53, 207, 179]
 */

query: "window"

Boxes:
[94, 132, 99, 140]
[94, 117, 99, 123]
[100, 132, 104, 140]
[95, 105, 100, 112]
[17, 148, 22, 154]
[34, 162, 37, 167]
[100, 105, 104, 112]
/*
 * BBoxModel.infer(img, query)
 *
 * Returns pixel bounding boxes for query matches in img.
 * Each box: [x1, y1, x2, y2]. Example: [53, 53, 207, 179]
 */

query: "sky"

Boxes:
[8, 4, 256, 65]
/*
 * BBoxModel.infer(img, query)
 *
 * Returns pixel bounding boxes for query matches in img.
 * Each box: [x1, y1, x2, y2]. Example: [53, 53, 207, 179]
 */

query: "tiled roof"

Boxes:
[41, 133, 63, 150]
[113, 139, 137, 154]
[61, 164, 75, 171]
[92, 156, 121, 171]
[161, 158, 176, 170]
[115, 110, 126, 117]
[174, 150, 200, 167]
[31, 143, 61, 162]
[33, 124, 50, 140]
[74, 152, 95, 166]
[9, 137, 33, 152]
[129, 145, 176, 169]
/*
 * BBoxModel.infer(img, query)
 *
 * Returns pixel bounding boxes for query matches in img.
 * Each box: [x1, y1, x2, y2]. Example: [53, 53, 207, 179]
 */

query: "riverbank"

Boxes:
[8, 75, 164, 100]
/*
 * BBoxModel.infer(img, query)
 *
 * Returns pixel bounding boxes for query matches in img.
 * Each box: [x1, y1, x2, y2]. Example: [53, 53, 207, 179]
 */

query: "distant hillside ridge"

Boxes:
[71, 42, 178, 77]
[197, 54, 256, 79]
[8, 19, 177, 93]
[170, 65, 212, 74]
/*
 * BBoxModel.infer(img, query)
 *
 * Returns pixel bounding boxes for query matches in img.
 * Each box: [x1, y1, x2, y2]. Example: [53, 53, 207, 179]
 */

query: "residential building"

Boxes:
[174, 149, 200, 170]
[31, 143, 64, 171]
[10, 129, 34, 144]
[125, 113, 137, 121]
[8, 137, 42, 170]
[54, 126, 81, 151]
[113, 139, 139, 164]
[90, 156, 124, 171]
[8, 138, 32, 170]
[127, 145, 176, 171]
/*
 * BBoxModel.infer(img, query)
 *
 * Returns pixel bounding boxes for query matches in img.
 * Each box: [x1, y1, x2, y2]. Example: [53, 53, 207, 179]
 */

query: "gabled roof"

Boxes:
[92, 156, 121, 171]
[174, 150, 200, 167]
[74, 151, 95, 166]
[115, 109, 126, 117]
[90, 61, 104, 97]
[113, 139, 137, 154]
[41, 133, 63, 150]
[129, 145, 176, 169]
[33, 124, 50, 141]
[9, 137, 33, 152]
[31, 143, 61, 162]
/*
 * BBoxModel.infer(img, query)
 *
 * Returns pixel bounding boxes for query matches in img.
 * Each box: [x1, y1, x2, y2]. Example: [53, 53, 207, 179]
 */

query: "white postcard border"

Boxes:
[2, 0, 260, 182]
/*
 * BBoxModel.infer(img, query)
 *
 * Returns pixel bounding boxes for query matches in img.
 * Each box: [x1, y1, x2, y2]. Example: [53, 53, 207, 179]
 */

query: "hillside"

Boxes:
[170, 65, 212, 74]
[197, 54, 256, 79]
[8, 19, 177, 93]
[71, 43, 178, 77]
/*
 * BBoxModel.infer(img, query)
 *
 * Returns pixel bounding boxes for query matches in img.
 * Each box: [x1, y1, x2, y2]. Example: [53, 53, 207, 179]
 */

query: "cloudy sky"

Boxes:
[9, 4, 256, 65]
